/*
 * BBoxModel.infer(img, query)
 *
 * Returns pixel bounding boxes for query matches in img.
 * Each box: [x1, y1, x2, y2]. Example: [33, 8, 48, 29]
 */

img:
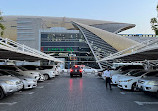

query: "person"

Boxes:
[103, 68, 112, 90]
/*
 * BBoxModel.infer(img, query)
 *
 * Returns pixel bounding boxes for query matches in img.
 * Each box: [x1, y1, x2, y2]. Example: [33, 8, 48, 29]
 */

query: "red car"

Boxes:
[70, 65, 82, 77]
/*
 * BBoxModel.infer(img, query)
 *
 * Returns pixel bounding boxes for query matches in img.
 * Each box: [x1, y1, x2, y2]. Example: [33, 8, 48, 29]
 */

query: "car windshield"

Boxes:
[38, 66, 44, 70]
[22, 66, 37, 70]
[0, 70, 12, 76]
[145, 71, 158, 77]
[72, 66, 81, 69]
[119, 65, 143, 71]
[130, 71, 147, 77]
[7, 70, 23, 76]
[0, 66, 17, 71]
[84, 67, 90, 69]
[121, 70, 131, 75]
[128, 70, 142, 75]
[17, 66, 28, 71]
[40, 66, 53, 69]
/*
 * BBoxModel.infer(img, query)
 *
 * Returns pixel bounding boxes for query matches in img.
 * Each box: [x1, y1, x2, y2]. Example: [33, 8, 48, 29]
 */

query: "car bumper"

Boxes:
[118, 82, 131, 90]
[70, 72, 82, 75]
[141, 85, 158, 92]
[111, 79, 118, 84]
[3, 83, 23, 94]
[55, 71, 60, 76]
[23, 81, 37, 89]
[49, 74, 56, 78]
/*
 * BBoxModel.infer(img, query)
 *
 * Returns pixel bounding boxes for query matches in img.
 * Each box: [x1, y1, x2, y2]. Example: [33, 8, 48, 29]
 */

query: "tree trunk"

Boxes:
[155, 30, 158, 35]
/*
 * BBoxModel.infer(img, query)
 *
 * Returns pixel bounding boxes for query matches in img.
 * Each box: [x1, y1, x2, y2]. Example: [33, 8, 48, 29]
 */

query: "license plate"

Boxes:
[75, 70, 77, 72]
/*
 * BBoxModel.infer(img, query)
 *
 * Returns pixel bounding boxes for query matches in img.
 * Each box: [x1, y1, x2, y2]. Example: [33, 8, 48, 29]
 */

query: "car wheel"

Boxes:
[0, 87, 4, 100]
[80, 74, 82, 77]
[131, 83, 137, 91]
[70, 74, 73, 78]
[44, 74, 49, 80]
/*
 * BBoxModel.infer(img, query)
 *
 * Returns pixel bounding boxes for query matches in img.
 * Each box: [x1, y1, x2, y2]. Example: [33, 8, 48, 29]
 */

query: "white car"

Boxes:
[57, 66, 62, 75]
[0, 65, 42, 81]
[40, 65, 59, 76]
[112, 69, 142, 85]
[0, 74, 23, 99]
[52, 65, 60, 76]
[22, 65, 55, 80]
[82, 66, 98, 74]
[1, 70, 37, 89]
[138, 77, 158, 93]
[112, 63, 143, 70]
[117, 70, 147, 91]
[137, 71, 158, 93]
[110, 65, 144, 78]
[61, 69, 68, 74]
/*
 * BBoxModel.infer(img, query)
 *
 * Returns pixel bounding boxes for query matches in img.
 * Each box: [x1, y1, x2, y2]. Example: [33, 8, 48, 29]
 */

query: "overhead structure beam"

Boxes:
[98, 39, 158, 62]
[0, 37, 63, 62]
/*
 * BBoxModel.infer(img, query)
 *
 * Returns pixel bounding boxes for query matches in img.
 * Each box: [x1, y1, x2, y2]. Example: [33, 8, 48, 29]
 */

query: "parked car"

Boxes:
[61, 69, 68, 74]
[98, 70, 104, 77]
[22, 65, 55, 80]
[0, 70, 37, 90]
[109, 65, 144, 77]
[112, 62, 143, 70]
[0, 73, 23, 99]
[137, 71, 158, 93]
[70, 65, 83, 77]
[111, 69, 143, 84]
[118, 70, 147, 91]
[82, 66, 98, 74]
[40, 65, 58, 76]
[0, 65, 42, 81]
[57, 65, 62, 74]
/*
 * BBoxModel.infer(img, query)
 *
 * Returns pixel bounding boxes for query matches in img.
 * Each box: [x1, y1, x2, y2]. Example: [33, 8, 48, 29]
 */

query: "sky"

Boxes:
[0, 0, 158, 34]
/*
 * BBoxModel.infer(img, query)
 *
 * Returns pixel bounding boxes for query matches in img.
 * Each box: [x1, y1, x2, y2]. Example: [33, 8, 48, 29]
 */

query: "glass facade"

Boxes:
[40, 28, 100, 69]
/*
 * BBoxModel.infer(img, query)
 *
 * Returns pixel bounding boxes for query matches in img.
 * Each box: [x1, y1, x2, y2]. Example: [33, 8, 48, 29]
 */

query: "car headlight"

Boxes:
[5, 81, 15, 85]
[147, 81, 158, 85]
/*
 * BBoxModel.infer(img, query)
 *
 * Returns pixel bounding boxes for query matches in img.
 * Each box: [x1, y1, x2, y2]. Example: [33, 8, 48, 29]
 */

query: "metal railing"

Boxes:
[0, 37, 62, 62]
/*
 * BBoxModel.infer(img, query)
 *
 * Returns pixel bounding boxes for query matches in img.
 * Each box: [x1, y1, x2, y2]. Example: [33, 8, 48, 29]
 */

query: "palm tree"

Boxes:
[150, 17, 158, 35]
[150, 4, 158, 35]
[0, 11, 5, 36]
[157, 4, 158, 17]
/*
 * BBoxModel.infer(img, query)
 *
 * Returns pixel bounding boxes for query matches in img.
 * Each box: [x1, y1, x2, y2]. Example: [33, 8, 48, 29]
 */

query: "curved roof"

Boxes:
[73, 22, 139, 51]
[0, 16, 135, 41]
[90, 23, 135, 34]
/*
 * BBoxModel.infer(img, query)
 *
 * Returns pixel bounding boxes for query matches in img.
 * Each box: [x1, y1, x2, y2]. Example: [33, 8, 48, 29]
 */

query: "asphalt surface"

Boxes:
[0, 73, 158, 111]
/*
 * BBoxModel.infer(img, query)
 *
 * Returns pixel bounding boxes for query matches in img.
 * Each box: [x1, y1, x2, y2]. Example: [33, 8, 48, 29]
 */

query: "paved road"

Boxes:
[0, 74, 158, 111]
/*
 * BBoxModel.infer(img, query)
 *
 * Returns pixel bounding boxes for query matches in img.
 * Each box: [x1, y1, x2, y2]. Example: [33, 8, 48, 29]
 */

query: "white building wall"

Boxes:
[17, 18, 43, 50]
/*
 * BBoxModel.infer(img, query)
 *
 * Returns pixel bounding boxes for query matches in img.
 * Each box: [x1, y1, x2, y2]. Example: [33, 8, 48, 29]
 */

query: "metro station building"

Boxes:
[2, 16, 140, 69]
